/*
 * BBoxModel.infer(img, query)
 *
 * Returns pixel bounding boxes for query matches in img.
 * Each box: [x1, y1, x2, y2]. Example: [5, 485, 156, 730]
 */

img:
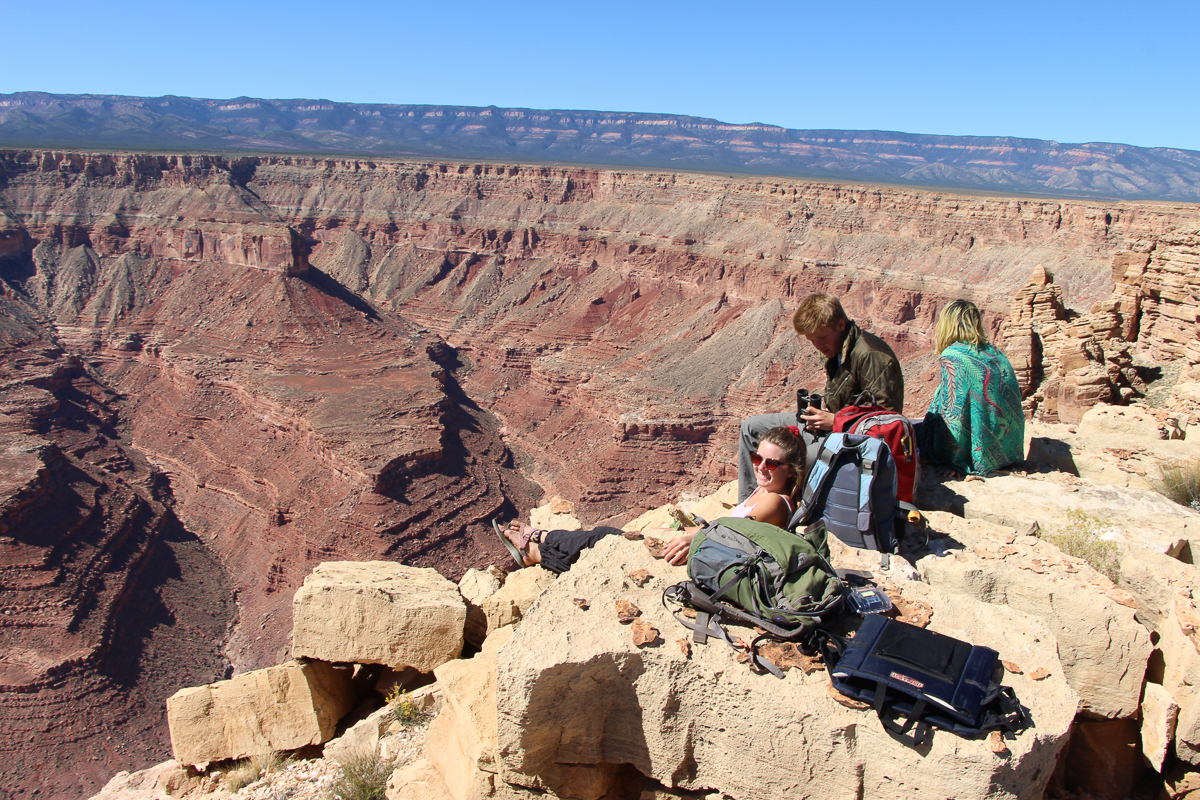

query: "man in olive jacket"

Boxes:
[737, 293, 905, 503]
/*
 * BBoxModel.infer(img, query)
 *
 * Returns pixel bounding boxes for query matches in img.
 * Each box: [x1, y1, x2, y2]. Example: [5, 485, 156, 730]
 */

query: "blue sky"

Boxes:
[4, 0, 1198, 151]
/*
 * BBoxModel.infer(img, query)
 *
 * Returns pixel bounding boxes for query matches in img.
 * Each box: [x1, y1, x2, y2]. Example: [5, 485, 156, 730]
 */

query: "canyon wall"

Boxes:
[1, 149, 1198, 797]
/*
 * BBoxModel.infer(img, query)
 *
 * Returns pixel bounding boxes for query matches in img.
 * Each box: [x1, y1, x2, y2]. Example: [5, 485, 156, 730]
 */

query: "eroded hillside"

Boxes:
[1, 150, 1198, 798]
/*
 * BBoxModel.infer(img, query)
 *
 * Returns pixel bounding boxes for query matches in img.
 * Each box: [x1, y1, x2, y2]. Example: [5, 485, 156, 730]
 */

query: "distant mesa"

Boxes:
[3, 91, 1200, 202]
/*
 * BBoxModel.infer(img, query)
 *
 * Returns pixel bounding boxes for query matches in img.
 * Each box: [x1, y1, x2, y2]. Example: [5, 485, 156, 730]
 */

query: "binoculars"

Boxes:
[797, 389, 823, 416]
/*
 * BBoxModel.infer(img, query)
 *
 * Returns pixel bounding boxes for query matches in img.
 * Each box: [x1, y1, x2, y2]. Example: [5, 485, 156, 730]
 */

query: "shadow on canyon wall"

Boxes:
[0, 150, 1197, 797]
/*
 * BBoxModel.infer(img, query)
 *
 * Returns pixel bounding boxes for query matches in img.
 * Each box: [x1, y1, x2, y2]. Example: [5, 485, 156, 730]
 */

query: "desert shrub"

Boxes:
[220, 750, 285, 792]
[1042, 509, 1121, 582]
[326, 750, 395, 800]
[1157, 457, 1200, 513]
[384, 684, 426, 726]
[222, 759, 259, 792]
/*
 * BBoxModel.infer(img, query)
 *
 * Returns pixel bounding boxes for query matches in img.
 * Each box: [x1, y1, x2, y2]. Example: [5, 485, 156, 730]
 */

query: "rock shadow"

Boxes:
[515, 654, 652, 798]
[300, 266, 379, 320]
[0, 247, 35, 283]
[99, 514, 235, 691]
[914, 471, 969, 518]
[1025, 437, 1079, 475]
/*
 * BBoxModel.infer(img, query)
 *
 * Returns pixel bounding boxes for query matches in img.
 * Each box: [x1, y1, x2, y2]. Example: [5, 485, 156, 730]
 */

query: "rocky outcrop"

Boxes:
[91, 438, 1200, 800]
[393, 534, 1073, 800]
[1002, 264, 1123, 423]
[1003, 237, 1200, 422]
[166, 659, 355, 768]
[292, 561, 466, 671]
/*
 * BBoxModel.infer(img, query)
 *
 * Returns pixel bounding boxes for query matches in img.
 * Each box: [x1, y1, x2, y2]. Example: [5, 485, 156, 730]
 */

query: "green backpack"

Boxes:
[663, 516, 844, 677]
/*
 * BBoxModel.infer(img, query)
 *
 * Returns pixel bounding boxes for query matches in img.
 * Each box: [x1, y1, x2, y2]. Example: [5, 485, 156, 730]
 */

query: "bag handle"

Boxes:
[873, 681, 932, 746]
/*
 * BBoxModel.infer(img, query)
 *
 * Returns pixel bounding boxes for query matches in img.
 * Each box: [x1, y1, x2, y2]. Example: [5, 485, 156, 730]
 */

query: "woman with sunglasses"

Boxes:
[661, 425, 806, 566]
[495, 425, 807, 573]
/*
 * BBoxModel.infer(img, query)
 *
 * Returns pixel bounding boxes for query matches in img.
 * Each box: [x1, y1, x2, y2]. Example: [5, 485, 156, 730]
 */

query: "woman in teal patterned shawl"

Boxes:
[919, 300, 1025, 477]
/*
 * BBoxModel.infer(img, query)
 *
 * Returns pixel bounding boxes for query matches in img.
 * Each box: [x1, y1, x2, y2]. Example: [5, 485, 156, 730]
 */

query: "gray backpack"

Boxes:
[790, 432, 900, 555]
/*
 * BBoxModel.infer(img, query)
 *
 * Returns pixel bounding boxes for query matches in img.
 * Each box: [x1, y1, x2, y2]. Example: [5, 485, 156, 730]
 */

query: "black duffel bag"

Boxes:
[816, 614, 1030, 746]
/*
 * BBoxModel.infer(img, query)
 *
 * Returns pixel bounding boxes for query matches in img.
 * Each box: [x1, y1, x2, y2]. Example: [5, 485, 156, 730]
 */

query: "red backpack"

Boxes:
[833, 398, 920, 507]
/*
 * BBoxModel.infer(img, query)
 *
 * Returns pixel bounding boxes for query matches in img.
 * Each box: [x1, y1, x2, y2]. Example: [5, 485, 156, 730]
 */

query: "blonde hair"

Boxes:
[793, 293, 849, 335]
[934, 299, 989, 354]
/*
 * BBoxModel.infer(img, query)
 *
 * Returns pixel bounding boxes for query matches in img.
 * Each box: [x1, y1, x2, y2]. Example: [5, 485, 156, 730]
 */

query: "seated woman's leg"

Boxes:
[538, 527, 623, 574]
[500, 522, 621, 574]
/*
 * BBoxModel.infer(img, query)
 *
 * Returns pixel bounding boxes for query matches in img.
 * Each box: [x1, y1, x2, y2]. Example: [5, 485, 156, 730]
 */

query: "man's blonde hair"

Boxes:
[934, 299, 989, 354]
[792, 293, 849, 335]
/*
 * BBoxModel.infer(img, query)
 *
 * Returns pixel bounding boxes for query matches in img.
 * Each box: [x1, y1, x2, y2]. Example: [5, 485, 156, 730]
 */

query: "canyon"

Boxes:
[0, 149, 1198, 798]
[5, 93, 1200, 202]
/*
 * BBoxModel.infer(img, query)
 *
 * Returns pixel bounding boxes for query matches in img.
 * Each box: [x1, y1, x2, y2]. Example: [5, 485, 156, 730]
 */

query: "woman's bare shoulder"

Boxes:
[749, 492, 791, 527]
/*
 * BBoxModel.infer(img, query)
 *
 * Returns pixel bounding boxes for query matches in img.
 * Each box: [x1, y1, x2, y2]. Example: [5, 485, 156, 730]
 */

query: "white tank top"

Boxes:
[729, 491, 794, 521]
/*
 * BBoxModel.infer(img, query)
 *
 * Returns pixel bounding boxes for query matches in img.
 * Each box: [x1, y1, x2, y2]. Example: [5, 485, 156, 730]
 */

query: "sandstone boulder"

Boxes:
[88, 760, 196, 800]
[683, 479, 738, 523]
[292, 561, 465, 671]
[481, 566, 556, 632]
[623, 503, 689, 535]
[919, 471, 1199, 557]
[324, 682, 439, 768]
[1120, 546, 1200, 765]
[1142, 681, 1180, 772]
[459, 568, 504, 650]
[1079, 404, 1170, 439]
[623, 482, 738, 535]
[492, 534, 1074, 800]
[459, 568, 504, 607]
[529, 503, 582, 532]
[390, 626, 516, 800]
[325, 704, 395, 766]
[166, 659, 355, 767]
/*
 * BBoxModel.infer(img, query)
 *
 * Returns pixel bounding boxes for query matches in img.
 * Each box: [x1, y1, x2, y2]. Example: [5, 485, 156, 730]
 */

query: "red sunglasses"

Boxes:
[750, 452, 786, 470]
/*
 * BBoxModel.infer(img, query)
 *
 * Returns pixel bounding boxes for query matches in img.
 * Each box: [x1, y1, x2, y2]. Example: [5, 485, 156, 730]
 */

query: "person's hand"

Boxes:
[662, 531, 696, 566]
[800, 405, 835, 432]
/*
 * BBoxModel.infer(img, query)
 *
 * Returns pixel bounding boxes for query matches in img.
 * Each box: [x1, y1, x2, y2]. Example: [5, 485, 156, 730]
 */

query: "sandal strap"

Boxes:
[518, 527, 546, 549]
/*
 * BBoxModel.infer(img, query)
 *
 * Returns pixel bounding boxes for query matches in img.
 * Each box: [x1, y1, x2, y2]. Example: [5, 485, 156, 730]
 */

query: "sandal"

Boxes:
[493, 519, 527, 568]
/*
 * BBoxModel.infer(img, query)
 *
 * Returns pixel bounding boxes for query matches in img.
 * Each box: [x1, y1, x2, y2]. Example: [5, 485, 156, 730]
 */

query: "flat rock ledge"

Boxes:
[395, 533, 1076, 800]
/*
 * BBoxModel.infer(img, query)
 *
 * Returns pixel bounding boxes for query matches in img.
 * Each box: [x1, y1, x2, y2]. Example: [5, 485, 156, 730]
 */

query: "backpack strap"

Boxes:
[857, 442, 880, 551]
[795, 435, 842, 525]
[664, 583, 728, 645]
[708, 555, 762, 606]
[747, 633, 788, 679]
[979, 685, 1031, 735]
[663, 583, 761, 668]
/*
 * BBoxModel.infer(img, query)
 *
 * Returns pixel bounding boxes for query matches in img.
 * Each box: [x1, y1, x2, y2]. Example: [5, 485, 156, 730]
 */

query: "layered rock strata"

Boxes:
[1002, 228, 1200, 423]
[2, 149, 1200, 797]
[0, 291, 234, 798]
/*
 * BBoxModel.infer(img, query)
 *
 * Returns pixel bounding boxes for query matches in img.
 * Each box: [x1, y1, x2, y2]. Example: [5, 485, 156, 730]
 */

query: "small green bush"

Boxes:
[326, 750, 394, 800]
[1158, 457, 1200, 513]
[384, 685, 426, 726]
[1043, 509, 1121, 583]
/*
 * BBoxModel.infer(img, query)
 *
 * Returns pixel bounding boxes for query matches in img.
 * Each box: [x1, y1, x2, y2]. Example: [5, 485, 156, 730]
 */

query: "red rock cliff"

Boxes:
[1, 149, 1198, 797]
